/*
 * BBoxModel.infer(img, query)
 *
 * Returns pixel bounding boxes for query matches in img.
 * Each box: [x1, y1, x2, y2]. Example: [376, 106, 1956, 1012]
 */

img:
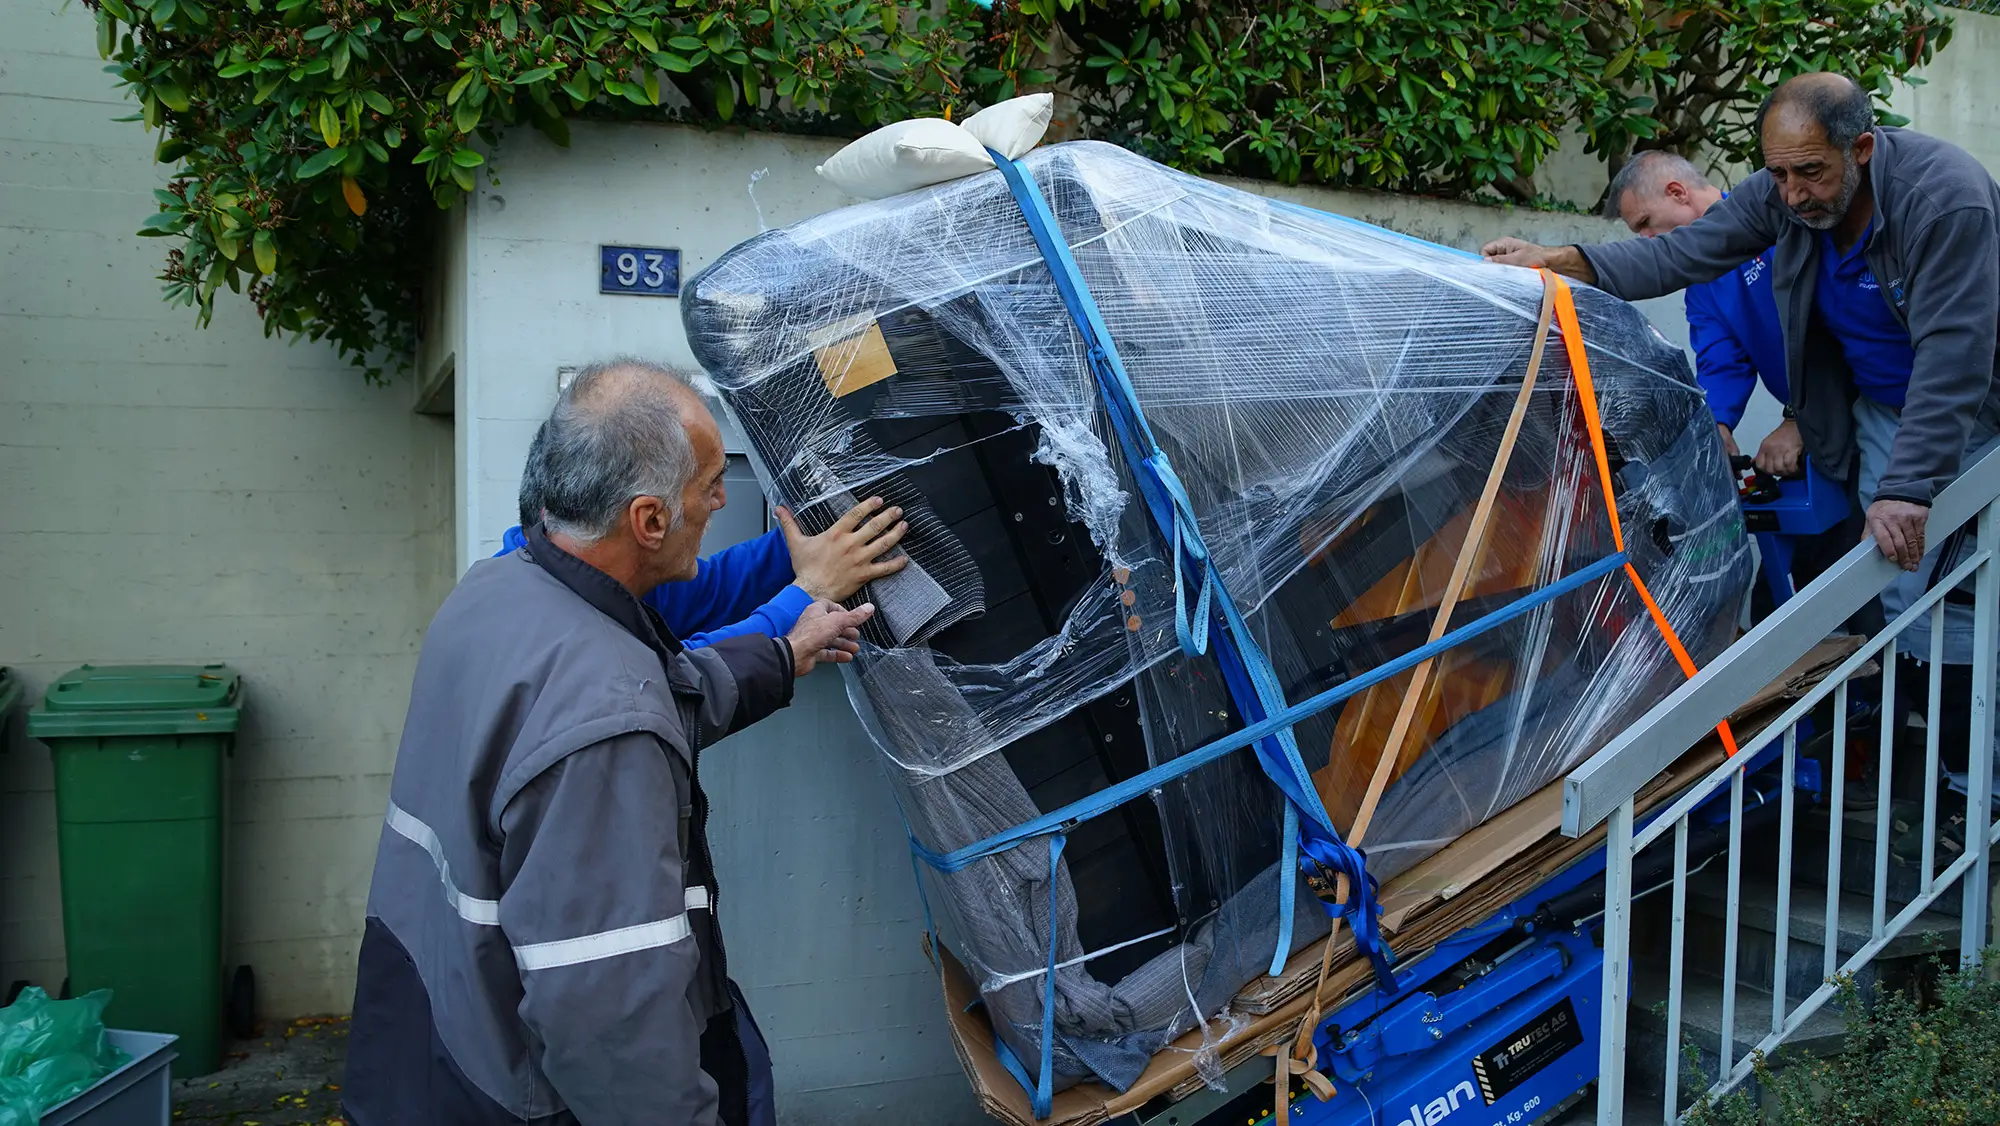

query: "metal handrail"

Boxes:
[1564, 447, 2000, 838]
[1576, 445, 2000, 1124]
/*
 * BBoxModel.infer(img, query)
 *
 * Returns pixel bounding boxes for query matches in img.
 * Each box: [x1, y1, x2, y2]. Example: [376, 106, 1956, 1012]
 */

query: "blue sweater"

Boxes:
[497, 526, 813, 649]
[1815, 220, 1916, 409]
[1687, 245, 1787, 430]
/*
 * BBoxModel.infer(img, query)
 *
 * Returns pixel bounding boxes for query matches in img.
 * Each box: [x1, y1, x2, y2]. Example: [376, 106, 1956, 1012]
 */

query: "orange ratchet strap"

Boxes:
[1545, 271, 1739, 756]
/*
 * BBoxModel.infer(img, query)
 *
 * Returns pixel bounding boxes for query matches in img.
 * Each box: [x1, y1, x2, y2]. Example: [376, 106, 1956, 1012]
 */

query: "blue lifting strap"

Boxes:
[985, 145, 1567, 993]
[1037, 835, 1066, 1115]
[984, 148, 1384, 976]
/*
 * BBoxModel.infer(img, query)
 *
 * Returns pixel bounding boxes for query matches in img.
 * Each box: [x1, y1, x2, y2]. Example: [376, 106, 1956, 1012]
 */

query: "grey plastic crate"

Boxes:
[40, 1030, 177, 1126]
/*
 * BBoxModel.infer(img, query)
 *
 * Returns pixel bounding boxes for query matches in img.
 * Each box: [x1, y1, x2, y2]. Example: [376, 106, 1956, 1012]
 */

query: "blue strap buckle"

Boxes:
[1300, 836, 1399, 991]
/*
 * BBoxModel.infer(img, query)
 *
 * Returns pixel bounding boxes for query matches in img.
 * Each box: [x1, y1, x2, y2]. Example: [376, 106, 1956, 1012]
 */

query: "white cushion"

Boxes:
[815, 118, 995, 200]
[960, 93, 1054, 160]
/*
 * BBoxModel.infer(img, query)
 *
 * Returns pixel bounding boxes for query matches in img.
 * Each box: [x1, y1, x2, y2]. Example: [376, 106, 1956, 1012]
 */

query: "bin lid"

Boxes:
[27, 664, 242, 738]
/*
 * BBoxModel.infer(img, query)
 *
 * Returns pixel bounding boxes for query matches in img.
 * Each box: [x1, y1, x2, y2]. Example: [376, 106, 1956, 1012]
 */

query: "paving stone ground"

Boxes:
[171, 1016, 348, 1126]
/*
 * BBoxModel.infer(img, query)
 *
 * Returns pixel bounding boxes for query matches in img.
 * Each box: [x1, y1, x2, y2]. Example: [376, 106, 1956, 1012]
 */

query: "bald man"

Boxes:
[1486, 73, 2000, 675]
[1605, 150, 1794, 474]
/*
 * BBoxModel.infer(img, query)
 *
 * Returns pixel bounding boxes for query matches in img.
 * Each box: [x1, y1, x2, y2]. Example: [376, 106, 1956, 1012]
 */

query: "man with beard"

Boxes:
[1484, 72, 2000, 850]
[1601, 150, 1862, 619]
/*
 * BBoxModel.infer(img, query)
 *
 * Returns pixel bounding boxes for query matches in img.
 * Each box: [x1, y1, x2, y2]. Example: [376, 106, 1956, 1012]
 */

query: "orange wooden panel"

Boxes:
[1319, 653, 1512, 831]
[1329, 491, 1550, 631]
[1312, 490, 1550, 832]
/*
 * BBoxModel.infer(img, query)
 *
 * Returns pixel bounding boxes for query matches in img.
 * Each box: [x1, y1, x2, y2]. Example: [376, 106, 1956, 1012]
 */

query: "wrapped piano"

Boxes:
[681, 138, 1753, 1114]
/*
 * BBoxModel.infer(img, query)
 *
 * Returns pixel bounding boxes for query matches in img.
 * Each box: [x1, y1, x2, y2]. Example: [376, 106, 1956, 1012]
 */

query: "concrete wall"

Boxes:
[1894, 8, 2000, 174]
[0, 0, 455, 1018]
[452, 126, 855, 566]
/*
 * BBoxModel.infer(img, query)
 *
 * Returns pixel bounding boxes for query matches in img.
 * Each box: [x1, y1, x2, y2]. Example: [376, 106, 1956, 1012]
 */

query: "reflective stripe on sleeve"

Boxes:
[512, 886, 710, 971]
[385, 801, 501, 926]
[513, 914, 693, 972]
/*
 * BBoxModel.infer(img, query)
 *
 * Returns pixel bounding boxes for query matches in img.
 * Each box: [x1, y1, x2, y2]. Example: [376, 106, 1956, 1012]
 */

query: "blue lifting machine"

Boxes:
[1733, 456, 1851, 609]
[1126, 461, 1846, 1126]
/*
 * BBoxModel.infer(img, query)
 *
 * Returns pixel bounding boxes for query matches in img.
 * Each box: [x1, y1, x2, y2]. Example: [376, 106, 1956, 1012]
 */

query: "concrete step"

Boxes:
[1677, 869, 1961, 1005]
[1788, 803, 1966, 917]
[1537, 1083, 1665, 1126]
[1625, 961, 1847, 1109]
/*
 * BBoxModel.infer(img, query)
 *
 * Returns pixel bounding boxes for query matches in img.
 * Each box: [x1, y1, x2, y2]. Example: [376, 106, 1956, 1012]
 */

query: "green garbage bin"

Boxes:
[27, 663, 241, 1079]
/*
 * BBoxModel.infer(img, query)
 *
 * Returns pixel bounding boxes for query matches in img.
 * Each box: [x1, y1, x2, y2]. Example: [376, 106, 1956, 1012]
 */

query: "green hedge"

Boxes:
[90, 0, 1949, 380]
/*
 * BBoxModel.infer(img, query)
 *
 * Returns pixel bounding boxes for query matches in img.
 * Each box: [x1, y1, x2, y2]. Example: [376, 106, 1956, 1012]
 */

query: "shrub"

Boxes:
[85, 0, 1948, 380]
[1683, 955, 2000, 1126]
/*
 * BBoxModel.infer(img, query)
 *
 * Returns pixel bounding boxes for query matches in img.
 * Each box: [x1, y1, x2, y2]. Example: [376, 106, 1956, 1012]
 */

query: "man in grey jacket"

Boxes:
[342, 359, 875, 1126]
[1483, 72, 2000, 677]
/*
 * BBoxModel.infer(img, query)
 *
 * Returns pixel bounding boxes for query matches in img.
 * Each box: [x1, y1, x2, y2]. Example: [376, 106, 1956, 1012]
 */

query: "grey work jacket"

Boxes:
[1579, 126, 2000, 505]
[344, 535, 793, 1125]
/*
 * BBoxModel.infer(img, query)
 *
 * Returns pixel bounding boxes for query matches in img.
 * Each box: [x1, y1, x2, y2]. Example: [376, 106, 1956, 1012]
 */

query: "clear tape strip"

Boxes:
[980, 924, 1181, 990]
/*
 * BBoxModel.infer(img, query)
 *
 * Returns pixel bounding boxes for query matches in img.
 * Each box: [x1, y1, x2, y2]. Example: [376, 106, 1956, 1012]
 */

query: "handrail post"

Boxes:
[1597, 798, 1634, 1126]
[1964, 498, 1998, 964]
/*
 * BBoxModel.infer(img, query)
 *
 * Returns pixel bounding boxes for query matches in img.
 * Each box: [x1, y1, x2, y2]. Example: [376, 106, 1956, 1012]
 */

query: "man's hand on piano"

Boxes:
[778, 496, 911, 601]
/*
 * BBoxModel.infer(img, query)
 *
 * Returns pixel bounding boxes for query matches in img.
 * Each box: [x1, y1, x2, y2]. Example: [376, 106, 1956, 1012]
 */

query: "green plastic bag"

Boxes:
[0, 988, 128, 1126]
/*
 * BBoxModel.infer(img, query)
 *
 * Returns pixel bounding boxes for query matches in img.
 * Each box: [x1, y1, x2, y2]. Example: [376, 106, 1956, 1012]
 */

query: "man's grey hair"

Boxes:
[1601, 150, 1711, 220]
[518, 420, 551, 529]
[523, 358, 701, 543]
[1756, 73, 1876, 153]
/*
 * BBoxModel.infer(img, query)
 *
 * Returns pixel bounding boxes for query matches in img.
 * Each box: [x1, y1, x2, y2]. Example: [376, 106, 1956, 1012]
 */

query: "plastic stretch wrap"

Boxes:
[683, 141, 1751, 1095]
